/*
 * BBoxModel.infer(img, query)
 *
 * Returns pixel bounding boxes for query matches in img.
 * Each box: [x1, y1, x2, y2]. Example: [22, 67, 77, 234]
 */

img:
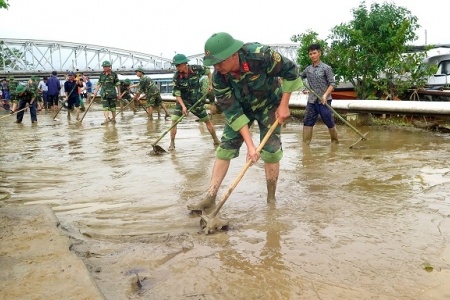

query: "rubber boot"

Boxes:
[329, 127, 339, 144]
[267, 179, 277, 203]
[168, 138, 175, 151]
[303, 126, 313, 144]
[76, 110, 80, 121]
[187, 194, 216, 212]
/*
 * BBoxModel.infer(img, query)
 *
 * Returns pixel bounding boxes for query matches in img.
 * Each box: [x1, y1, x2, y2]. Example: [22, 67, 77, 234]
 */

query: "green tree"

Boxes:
[0, 0, 9, 9]
[0, 41, 29, 70]
[376, 48, 437, 99]
[319, 1, 435, 99]
[291, 29, 328, 70]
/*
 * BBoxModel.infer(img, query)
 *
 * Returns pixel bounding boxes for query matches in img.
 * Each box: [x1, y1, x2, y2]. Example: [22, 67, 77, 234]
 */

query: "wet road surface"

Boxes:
[1, 106, 450, 299]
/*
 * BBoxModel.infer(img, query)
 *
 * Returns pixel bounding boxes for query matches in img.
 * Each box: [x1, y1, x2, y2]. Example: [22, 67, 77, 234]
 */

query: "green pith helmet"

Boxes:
[102, 60, 112, 67]
[16, 85, 26, 93]
[203, 32, 244, 66]
[135, 67, 145, 74]
[124, 79, 131, 84]
[171, 54, 190, 65]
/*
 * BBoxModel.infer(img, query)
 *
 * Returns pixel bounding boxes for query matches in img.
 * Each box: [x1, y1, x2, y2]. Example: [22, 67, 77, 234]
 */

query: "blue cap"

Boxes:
[68, 71, 75, 76]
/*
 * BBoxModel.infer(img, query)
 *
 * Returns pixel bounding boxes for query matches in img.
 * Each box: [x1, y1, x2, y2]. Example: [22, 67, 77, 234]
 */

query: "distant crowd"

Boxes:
[0, 71, 93, 113]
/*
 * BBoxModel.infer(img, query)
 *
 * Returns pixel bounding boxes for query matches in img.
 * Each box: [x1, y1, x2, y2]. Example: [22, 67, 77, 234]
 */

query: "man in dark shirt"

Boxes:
[47, 71, 61, 112]
[64, 72, 81, 120]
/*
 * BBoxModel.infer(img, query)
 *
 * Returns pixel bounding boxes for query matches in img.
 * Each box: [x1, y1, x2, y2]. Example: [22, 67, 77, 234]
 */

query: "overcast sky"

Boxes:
[1, 0, 449, 59]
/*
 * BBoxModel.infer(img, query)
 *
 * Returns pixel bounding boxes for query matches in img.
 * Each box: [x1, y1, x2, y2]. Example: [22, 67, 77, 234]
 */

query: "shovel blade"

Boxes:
[200, 213, 229, 235]
[349, 132, 369, 149]
[150, 144, 168, 155]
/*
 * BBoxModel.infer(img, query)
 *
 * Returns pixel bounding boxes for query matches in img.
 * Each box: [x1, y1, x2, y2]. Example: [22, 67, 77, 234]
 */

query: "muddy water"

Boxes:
[1, 106, 450, 299]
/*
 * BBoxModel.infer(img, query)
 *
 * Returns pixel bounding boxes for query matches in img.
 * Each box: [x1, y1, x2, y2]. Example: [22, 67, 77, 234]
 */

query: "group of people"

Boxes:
[0, 70, 95, 123]
[1, 32, 339, 209]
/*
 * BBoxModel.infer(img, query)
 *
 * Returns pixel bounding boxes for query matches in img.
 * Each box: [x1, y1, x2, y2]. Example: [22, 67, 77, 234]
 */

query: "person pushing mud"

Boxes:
[168, 53, 221, 150]
[187, 32, 303, 211]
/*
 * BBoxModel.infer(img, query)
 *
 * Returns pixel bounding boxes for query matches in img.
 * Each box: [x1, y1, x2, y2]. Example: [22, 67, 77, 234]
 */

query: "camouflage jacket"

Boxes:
[137, 76, 159, 97]
[212, 42, 303, 131]
[98, 71, 120, 99]
[172, 65, 210, 102]
[17, 87, 37, 102]
[119, 82, 131, 99]
[200, 76, 214, 103]
[27, 80, 39, 95]
[7, 80, 18, 95]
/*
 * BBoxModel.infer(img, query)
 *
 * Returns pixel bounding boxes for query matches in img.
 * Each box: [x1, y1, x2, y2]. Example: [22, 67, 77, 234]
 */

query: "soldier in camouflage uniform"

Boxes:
[28, 76, 43, 111]
[169, 53, 220, 151]
[187, 32, 303, 211]
[118, 79, 133, 112]
[8, 75, 19, 114]
[92, 60, 121, 125]
[14, 85, 38, 124]
[133, 67, 171, 120]
[200, 76, 222, 117]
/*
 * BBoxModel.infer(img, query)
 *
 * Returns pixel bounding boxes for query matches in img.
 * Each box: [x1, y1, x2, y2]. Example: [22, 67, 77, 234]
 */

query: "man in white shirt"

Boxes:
[38, 77, 48, 109]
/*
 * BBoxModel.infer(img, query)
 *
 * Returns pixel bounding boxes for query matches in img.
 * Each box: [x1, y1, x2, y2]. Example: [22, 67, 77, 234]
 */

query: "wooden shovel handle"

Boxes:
[0, 106, 28, 120]
[211, 119, 280, 217]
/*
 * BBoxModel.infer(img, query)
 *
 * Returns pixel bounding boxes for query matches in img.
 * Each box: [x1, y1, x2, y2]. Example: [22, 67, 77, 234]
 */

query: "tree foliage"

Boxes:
[292, 1, 437, 100]
[0, 0, 9, 9]
[291, 30, 328, 70]
[0, 41, 28, 71]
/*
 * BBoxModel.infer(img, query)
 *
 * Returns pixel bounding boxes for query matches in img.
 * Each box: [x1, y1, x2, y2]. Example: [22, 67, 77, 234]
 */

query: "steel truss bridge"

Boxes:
[0, 38, 299, 79]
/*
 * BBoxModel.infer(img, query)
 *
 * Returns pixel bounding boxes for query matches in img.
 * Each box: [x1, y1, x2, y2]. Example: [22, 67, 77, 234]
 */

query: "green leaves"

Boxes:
[292, 1, 435, 100]
[0, 0, 9, 9]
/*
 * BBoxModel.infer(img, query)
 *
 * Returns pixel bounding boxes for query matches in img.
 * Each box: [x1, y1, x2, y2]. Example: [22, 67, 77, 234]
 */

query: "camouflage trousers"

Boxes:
[144, 93, 162, 108]
[101, 98, 117, 112]
[216, 103, 282, 163]
[171, 97, 209, 122]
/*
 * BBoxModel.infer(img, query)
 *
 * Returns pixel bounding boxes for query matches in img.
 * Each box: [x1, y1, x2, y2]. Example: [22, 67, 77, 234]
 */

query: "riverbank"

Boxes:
[0, 205, 105, 299]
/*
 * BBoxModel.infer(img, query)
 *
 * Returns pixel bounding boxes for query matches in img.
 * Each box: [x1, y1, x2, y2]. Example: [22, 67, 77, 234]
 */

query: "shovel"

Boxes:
[150, 92, 208, 154]
[199, 118, 280, 234]
[52, 100, 66, 121]
[117, 98, 134, 114]
[0, 106, 29, 121]
[77, 95, 95, 124]
[0, 105, 31, 121]
[304, 84, 369, 148]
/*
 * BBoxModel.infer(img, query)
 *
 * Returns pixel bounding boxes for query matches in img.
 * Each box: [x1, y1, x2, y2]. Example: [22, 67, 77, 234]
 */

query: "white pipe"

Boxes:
[161, 93, 450, 116]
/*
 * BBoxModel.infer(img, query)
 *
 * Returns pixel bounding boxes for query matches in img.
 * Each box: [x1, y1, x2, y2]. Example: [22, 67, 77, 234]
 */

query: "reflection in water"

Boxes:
[102, 124, 118, 144]
[1, 109, 450, 299]
[260, 204, 284, 271]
